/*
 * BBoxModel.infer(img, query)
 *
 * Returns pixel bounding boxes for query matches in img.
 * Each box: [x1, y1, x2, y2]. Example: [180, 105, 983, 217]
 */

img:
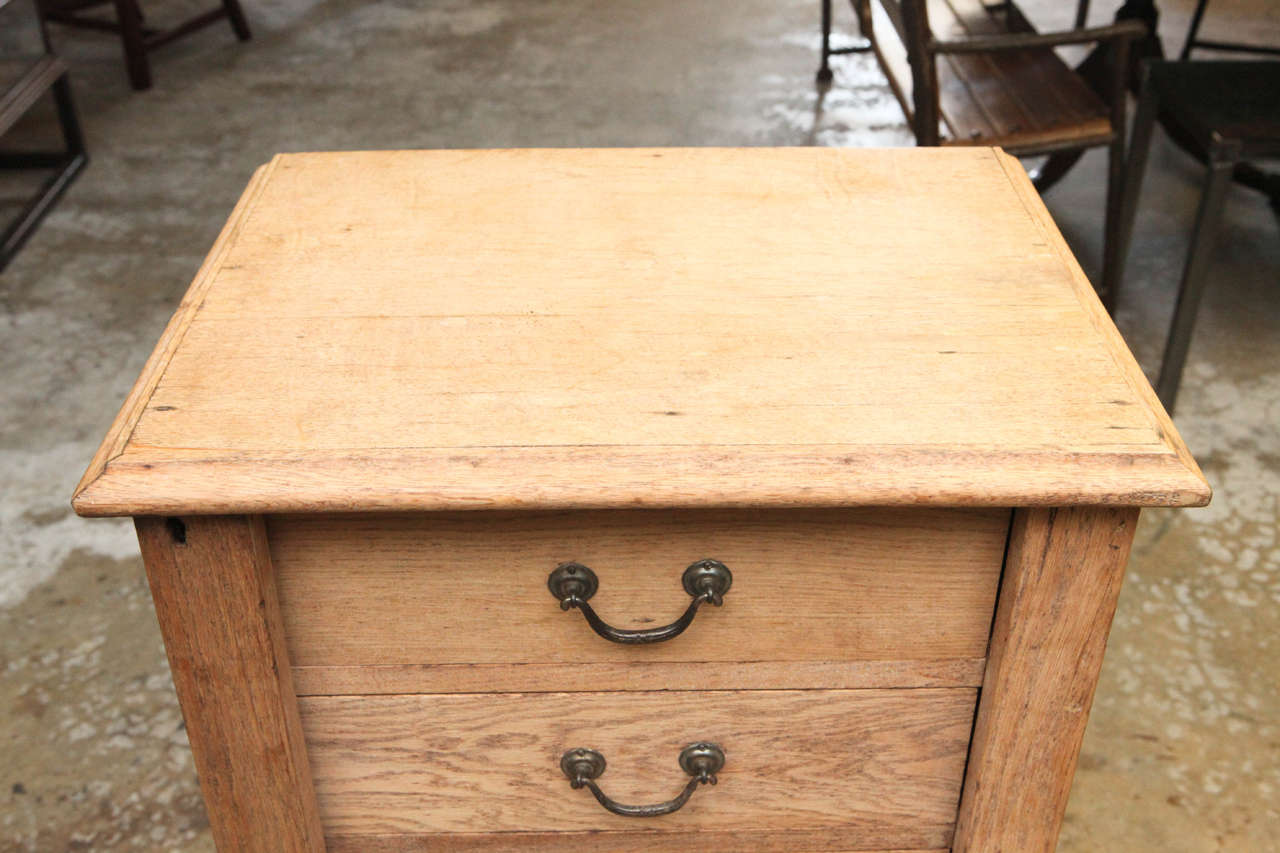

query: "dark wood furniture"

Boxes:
[1112, 60, 1280, 412]
[818, 0, 1145, 311]
[0, 0, 87, 271]
[1180, 0, 1280, 59]
[39, 0, 250, 91]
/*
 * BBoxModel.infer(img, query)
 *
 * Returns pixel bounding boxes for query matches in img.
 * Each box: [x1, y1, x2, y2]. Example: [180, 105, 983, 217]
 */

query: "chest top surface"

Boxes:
[73, 148, 1209, 517]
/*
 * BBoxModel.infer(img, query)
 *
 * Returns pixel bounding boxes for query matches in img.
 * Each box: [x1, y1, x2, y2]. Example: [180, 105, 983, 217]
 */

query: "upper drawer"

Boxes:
[270, 507, 1007, 694]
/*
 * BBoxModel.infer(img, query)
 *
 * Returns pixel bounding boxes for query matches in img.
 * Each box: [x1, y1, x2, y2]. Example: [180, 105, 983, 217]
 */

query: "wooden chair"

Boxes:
[818, 0, 1146, 311]
[1, 0, 88, 270]
[39, 0, 250, 91]
[1111, 60, 1280, 412]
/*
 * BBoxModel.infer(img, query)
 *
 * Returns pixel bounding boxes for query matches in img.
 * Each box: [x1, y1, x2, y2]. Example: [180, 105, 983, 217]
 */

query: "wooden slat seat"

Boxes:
[871, 0, 1113, 153]
[931, 0, 1112, 153]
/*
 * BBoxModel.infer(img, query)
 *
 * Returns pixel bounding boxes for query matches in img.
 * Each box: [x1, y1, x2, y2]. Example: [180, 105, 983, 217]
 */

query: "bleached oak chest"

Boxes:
[74, 148, 1209, 853]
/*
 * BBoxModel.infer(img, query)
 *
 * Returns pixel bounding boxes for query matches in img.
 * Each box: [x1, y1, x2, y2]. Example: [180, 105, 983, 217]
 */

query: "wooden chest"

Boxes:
[73, 148, 1210, 852]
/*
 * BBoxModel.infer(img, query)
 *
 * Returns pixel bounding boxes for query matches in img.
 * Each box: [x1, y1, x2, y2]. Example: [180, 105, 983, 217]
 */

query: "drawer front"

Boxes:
[271, 508, 1007, 694]
[301, 688, 974, 850]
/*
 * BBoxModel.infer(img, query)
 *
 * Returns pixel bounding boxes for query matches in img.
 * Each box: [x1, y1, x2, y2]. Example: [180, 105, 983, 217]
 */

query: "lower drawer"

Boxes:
[299, 688, 975, 851]
[326, 842, 947, 853]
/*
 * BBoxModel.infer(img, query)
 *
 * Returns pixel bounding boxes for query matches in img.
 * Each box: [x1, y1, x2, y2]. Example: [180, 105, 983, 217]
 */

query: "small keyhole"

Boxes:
[165, 517, 187, 545]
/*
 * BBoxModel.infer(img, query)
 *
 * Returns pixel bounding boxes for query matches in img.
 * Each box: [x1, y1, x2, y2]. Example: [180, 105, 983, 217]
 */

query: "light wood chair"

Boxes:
[818, 0, 1145, 311]
[39, 0, 250, 91]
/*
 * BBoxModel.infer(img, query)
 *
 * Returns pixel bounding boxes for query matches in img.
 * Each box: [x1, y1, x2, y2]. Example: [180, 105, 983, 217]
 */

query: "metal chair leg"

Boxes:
[112, 0, 152, 90]
[1104, 66, 1159, 314]
[1098, 36, 1130, 314]
[1101, 135, 1127, 314]
[223, 0, 251, 41]
[1179, 0, 1210, 59]
[52, 74, 87, 158]
[1155, 151, 1236, 413]
[818, 0, 834, 84]
[1074, 0, 1092, 28]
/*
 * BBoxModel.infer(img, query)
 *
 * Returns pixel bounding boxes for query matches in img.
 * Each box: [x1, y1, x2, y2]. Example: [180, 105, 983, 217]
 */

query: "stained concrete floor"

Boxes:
[1, 0, 1277, 850]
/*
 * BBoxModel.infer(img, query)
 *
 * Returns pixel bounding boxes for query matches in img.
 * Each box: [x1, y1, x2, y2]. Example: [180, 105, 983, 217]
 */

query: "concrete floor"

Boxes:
[1, 0, 1277, 850]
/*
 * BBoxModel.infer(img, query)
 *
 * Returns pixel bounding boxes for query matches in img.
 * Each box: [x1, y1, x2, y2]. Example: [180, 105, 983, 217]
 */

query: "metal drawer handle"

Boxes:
[560, 742, 725, 818]
[547, 560, 732, 644]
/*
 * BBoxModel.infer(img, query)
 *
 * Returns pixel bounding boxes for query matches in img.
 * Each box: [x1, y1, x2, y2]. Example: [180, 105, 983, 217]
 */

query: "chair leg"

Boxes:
[1074, 0, 1091, 28]
[1155, 154, 1235, 413]
[1179, 0, 1210, 60]
[817, 0, 834, 84]
[854, 0, 872, 39]
[0, 73, 88, 271]
[1106, 71, 1158, 315]
[900, 0, 939, 146]
[223, 0, 251, 41]
[1096, 35, 1131, 314]
[113, 0, 152, 90]
[1100, 133, 1128, 313]
[51, 74, 87, 158]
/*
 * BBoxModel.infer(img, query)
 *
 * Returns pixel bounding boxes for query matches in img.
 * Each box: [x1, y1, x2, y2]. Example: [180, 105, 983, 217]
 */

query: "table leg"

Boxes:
[135, 515, 325, 852]
[953, 506, 1140, 853]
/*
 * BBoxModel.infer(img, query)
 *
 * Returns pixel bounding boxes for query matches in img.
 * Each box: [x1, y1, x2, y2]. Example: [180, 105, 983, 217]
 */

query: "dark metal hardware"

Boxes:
[559, 742, 725, 818]
[546, 560, 732, 645]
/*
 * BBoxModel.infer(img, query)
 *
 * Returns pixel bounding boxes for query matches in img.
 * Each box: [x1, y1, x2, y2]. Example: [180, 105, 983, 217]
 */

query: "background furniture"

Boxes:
[39, 0, 250, 90]
[1173, 0, 1280, 214]
[73, 148, 1209, 852]
[1180, 0, 1280, 58]
[0, 0, 86, 271]
[819, 0, 1145, 311]
[1112, 60, 1280, 412]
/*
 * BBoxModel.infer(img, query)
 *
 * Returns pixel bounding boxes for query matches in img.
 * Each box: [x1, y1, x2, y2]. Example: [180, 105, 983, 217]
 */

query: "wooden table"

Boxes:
[74, 148, 1210, 852]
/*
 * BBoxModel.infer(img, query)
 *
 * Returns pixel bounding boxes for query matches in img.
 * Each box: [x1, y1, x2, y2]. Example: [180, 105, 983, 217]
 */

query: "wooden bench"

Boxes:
[818, 0, 1146, 310]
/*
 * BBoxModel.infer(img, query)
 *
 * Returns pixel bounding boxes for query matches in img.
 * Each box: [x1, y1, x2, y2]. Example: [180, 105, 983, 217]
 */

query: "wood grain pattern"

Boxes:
[299, 688, 975, 844]
[134, 515, 324, 853]
[994, 151, 1208, 494]
[952, 506, 1140, 852]
[268, 508, 1006, 687]
[328, 836, 946, 853]
[73, 161, 275, 503]
[72, 148, 1208, 517]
